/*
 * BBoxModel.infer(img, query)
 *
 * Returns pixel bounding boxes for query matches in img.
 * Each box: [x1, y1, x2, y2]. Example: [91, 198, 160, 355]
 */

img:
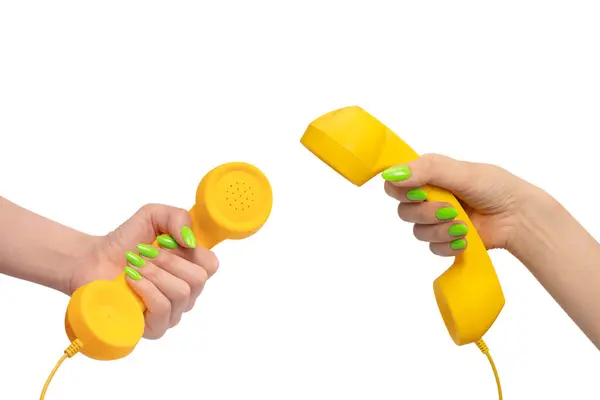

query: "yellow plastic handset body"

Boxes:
[301, 106, 505, 345]
[65, 162, 273, 360]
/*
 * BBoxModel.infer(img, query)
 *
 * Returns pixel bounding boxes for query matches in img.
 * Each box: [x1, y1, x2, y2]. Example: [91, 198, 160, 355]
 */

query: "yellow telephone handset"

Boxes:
[300, 106, 505, 346]
[64, 162, 273, 361]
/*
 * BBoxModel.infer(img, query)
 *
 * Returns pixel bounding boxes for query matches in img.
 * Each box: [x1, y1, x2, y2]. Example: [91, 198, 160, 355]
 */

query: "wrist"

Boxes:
[507, 186, 571, 265]
[60, 233, 105, 295]
[51, 232, 102, 295]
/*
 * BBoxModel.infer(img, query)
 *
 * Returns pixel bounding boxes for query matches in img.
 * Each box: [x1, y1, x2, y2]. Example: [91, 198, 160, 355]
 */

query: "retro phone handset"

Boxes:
[40, 162, 273, 400]
[301, 106, 504, 399]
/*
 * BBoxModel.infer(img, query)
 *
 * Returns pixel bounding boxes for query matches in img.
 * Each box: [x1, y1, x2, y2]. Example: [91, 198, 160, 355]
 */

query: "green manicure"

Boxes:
[450, 238, 467, 250]
[180, 226, 197, 248]
[448, 223, 468, 237]
[436, 206, 458, 220]
[137, 243, 159, 258]
[381, 165, 411, 182]
[126, 251, 146, 267]
[157, 234, 178, 249]
[406, 188, 427, 201]
[124, 266, 142, 281]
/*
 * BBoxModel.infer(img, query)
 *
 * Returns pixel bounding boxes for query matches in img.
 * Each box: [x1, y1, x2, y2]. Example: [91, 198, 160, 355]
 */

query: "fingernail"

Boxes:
[157, 234, 178, 249]
[406, 188, 427, 201]
[126, 251, 146, 267]
[124, 266, 142, 281]
[450, 238, 467, 250]
[436, 206, 458, 220]
[448, 223, 468, 237]
[381, 165, 411, 181]
[180, 226, 196, 248]
[137, 243, 159, 258]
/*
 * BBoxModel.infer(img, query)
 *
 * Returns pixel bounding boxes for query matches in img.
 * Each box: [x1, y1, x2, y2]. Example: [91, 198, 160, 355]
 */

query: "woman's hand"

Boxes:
[382, 153, 546, 256]
[69, 204, 219, 340]
[382, 153, 600, 349]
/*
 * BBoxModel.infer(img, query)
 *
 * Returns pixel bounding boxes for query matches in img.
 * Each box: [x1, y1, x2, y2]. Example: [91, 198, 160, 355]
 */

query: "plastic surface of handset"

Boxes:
[301, 106, 505, 345]
[65, 162, 273, 360]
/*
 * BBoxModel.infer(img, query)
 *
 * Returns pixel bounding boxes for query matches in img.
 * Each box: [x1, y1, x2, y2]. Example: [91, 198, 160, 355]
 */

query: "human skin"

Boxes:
[0, 198, 218, 339]
[382, 153, 600, 350]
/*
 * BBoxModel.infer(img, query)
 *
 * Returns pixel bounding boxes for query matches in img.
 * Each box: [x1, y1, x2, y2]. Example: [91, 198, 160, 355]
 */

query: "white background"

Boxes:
[1, 1, 599, 399]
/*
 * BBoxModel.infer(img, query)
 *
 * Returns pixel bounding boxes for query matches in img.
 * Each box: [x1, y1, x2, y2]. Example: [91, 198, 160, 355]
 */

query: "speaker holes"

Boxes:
[224, 181, 256, 213]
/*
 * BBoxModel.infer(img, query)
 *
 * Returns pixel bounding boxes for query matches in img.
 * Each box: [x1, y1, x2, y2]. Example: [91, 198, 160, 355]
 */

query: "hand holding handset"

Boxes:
[65, 162, 273, 361]
[300, 106, 505, 346]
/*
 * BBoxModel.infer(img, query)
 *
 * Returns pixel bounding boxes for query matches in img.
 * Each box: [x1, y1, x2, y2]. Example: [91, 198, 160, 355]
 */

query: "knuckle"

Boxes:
[420, 153, 445, 170]
[169, 313, 183, 328]
[189, 269, 208, 289]
[396, 203, 409, 220]
[419, 153, 455, 180]
[194, 250, 219, 277]
[204, 251, 220, 276]
[429, 242, 440, 255]
[185, 298, 197, 313]
[175, 207, 191, 221]
[173, 284, 192, 302]
[412, 224, 426, 241]
[139, 203, 161, 215]
[154, 297, 172, 316]
[144, 330, 165, 340]
[429, 242, 452, 257]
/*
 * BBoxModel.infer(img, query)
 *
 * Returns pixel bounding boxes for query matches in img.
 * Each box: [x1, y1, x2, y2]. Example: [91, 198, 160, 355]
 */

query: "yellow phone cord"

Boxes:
[476, 338, 503, 399]
[38, 338, 501, 399]
[39, 339, 83, 400]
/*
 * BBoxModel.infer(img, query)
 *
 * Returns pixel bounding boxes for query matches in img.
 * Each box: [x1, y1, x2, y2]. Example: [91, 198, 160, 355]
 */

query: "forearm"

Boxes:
[0, 197, 97, 294]
[510, 190, 600, 349]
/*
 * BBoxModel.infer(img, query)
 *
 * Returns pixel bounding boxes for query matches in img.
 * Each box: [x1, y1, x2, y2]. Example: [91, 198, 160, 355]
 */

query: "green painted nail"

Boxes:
[406, 188, 427, 201]
[137, 243, 159, 258]
[450, 238, 467, 250]
[157, 234, 178, 249]
[436, 206, 458, 220]
[448, 223, 468, 237]
[180, 226, 196, 248]
[381, 165, 411, 181]
[124, 266, 142, 281]
[126, 251, 146, 267]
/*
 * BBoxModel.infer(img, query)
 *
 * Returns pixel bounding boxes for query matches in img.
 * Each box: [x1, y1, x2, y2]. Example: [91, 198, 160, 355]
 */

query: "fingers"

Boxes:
[155, 236, 220, 278]
[123, 230, 219, 339]
[137, 203, 197, 249]
[397, 202, 458, 224]
[383, 170, 469, 256]
[138, 244, 209, 312]
[381, 153, 476, 194]
[384, 182, 428, 202]
[125, 252, 190, 335]
[429, 239, 467, 257]
[118, 203, 221, 340]
[394, 198, 468, 255]
[413, 220, 468, 243]
[414, 221, 469, 257]
[125, 273, 172, 340]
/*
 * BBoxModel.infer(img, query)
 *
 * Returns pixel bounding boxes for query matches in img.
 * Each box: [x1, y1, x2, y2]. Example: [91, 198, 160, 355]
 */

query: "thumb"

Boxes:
[115, 203, 196, 249]
[381, 153, 480, 195]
